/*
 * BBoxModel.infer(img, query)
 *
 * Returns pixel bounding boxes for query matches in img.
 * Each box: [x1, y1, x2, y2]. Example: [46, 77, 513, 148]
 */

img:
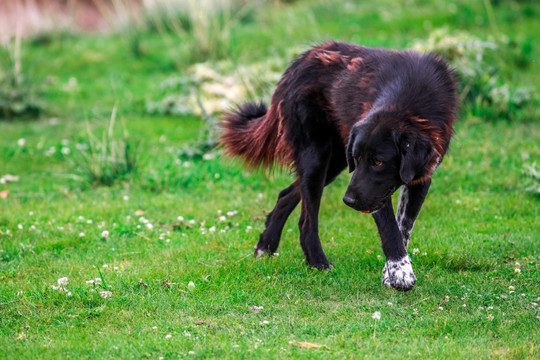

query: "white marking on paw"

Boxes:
[382, 255, 416, 291]
[254, 247, 266, 258]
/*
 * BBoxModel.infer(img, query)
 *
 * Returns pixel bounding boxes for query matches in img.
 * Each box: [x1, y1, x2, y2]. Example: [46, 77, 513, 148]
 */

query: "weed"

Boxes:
[0, 34, 46, 119]
[73, 104, 137, 186]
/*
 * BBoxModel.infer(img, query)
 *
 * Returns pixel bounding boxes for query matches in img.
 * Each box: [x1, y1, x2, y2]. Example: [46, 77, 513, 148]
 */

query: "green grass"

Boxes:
[1, 0, 539, 358]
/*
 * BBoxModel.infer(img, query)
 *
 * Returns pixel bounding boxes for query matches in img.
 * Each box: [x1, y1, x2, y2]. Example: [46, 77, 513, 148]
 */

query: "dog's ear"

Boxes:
[398, 132, 434, 184]
[346, 126, 365, 173]
[346, 128, 357, 173]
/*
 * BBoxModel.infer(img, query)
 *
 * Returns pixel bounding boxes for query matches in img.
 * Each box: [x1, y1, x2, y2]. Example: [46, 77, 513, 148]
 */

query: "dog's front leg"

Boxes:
[396, 179, 431, 249]
[372, 198, 416, 291]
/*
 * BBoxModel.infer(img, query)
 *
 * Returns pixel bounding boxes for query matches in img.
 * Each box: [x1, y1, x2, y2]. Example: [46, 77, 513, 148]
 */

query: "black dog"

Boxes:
[220, 41, 458, 291]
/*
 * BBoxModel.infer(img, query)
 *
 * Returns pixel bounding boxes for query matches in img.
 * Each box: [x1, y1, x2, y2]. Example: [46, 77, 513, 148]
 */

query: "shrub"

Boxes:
[145, 57, 291, 117]
[412, 28, 534, 121]
[523, 163, 540, 196]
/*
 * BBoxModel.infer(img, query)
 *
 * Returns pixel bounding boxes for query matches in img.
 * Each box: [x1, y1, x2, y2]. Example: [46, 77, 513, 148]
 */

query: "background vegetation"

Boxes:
[1, 0, 538, 358]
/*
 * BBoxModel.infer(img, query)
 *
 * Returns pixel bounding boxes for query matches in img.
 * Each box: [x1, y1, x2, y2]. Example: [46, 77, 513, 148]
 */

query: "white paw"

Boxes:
[254, 246, 267, 258]
[382, 255, 416, 291]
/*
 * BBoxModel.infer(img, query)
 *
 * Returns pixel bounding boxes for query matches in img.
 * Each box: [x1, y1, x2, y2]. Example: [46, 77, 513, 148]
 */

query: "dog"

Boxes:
[220, 41, 458, 291]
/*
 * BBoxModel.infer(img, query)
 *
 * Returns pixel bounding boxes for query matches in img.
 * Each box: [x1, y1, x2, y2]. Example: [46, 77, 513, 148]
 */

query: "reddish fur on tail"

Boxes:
[220, 101, 294, 170]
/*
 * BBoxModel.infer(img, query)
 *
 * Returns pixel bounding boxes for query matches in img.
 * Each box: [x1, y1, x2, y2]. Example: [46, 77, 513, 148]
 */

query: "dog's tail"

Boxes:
[219, 101, 294, 170]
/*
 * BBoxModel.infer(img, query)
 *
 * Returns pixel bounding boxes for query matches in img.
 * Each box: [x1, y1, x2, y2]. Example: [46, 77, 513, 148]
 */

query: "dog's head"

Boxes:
[343, 113, 434, 213]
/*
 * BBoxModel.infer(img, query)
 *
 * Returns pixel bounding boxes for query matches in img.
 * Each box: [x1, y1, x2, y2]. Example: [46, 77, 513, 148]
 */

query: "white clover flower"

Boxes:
[246, 226, 252, 232]
[29, 225, 36, 231]
[387, 302, 393, 307]
[101, 230, 109, 238]
[188, 281, 195, 289]
[413, 308, 418, 315]
[514, 268, 521, 274]
[165, 334, 172, 339]
[188, 220, 196, 225]
[99, 291, 113, 299]
[219, 216, 226, 222]
[209, 226, 216, 233]
[87, 219, 93, 224]
[17, 138, 26, 146]
[17, 224, 23, 230]
[372, 311, 381, 320]
[250, 305, 264, 310]
[188, 351, 195, 355]
[413, 248, 420, 255]
[509, 286, 515, 291]
[146, 223, 154, 230]
[61, 147, 70, 155]
[123, 195, 129, 201]
[152, 326, 158, 330]
[177, 216, 184, 222]
[226, 210, 238, 217]
[514, 262, 520, 269]
[260, 320, 270, 325]
[444, 295, 450, 302]
[58, 277, 68, 286]
[438, 306, 444, 311]
[79, 232, 85, 237]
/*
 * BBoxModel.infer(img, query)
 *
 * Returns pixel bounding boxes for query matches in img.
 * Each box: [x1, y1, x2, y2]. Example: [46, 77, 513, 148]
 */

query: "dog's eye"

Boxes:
[373, 159, 383, 166]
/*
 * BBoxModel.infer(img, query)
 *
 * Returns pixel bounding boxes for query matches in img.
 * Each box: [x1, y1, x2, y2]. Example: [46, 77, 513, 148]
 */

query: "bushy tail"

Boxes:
[219, 101, 293, 170]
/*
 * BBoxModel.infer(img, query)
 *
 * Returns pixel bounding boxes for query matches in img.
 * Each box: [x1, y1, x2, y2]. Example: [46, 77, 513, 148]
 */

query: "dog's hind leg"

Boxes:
[254, 180, 300, 257]
[396, 178, 431, 249]
[296, 142, 335, 270]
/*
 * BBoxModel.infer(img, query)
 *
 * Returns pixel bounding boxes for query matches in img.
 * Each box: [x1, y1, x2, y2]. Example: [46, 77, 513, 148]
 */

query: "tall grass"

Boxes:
[0, 30, 46, 119]
[74, 104, 137, 186]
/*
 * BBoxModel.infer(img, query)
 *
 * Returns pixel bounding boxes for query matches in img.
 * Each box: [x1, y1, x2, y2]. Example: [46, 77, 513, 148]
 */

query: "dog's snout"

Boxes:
[343, 196, 356, 207]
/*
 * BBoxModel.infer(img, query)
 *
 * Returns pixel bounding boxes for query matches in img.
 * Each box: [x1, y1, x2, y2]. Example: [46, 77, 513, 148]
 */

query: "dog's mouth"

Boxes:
[343, 197, 384, 214]
[360, 206, 383, 214]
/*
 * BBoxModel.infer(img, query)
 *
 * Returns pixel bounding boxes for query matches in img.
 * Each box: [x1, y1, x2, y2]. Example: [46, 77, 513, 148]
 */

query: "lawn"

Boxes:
[1, 0, 539, 359]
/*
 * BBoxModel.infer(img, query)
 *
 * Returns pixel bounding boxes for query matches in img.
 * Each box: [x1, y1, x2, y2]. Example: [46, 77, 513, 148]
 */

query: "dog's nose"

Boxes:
[343, 196, 356, 207]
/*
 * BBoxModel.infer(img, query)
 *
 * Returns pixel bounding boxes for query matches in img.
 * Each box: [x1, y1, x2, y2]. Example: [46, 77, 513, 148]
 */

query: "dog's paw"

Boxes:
[254, 246, 276, 258]
[308, 260, 335, 271]
[382, 256, 416, 291]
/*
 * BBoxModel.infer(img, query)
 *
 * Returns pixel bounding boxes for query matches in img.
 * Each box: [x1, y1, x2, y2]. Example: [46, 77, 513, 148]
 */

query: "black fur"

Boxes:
[221, 41, 458, 291]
